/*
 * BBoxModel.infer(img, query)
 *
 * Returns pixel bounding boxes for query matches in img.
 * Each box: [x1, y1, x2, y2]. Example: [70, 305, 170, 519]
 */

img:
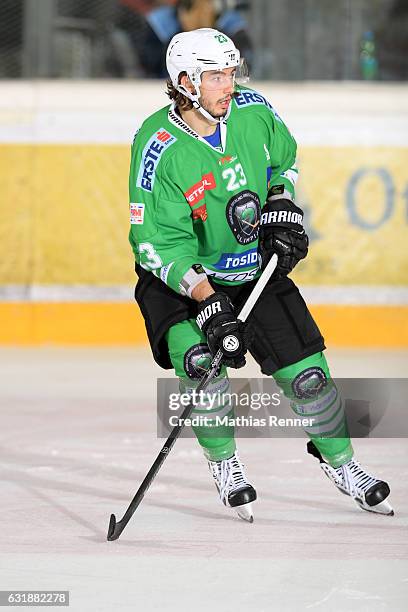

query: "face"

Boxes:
[198, 68, 236, 118]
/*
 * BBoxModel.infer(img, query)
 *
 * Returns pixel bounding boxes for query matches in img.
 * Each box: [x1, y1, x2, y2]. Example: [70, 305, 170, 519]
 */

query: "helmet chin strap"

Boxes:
[192, 100, 222, 125]
[178, 81, 227, 125]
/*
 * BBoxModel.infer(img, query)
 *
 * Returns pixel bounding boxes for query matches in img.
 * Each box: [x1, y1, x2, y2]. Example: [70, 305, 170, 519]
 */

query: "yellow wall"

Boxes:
[1, 143, 407, 286]
[294, 146, 408, 285]
[0, 302, 406, 347]
[1, 80, 407, 347]
[0, 144, 132, 285]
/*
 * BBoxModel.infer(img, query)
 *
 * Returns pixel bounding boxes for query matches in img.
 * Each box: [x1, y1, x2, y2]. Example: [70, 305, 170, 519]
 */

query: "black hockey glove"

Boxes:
[258, 198, 309, 278]
[196, 292, 246, 369]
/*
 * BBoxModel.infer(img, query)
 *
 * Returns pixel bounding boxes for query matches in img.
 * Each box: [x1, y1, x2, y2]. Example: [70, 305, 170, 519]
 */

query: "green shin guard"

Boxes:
[274, 352, 353, 467]
[166, 321, 236, 462]
[180, 375, 237, 461]
[193, 429, 236, 462]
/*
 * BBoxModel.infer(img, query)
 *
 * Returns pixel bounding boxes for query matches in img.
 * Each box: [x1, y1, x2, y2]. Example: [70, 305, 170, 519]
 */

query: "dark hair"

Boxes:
[166, 73, 194, 111]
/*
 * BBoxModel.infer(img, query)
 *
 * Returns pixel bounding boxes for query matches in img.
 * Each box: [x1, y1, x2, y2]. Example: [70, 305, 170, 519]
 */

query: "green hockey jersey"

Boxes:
[129, 86, 298, 295]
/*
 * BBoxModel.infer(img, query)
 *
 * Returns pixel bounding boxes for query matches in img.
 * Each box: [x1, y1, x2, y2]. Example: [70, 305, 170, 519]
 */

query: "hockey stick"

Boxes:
[107, 253, 278, 541]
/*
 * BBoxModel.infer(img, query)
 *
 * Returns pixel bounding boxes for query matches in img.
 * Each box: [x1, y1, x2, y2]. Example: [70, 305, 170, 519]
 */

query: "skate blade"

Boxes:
[235, 502, 254, 523]
[356, 498, 394, 516]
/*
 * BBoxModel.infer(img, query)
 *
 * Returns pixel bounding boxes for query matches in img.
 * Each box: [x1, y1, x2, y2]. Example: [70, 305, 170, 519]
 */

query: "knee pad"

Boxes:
[274, 352, 345, 436]
[179, 344, 231, 419]
[274, 352, 330, 398]
[292, 366, 328, 400]
[183, 343, 222, 380]
[290, 367, 342, 437]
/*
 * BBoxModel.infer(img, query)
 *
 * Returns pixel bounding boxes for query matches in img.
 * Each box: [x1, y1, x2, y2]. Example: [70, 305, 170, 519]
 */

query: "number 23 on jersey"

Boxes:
[222, 163, 247, 192]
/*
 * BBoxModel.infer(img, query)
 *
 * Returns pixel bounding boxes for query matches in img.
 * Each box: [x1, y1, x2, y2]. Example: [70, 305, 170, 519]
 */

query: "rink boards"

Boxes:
[0, 82, 407, 346]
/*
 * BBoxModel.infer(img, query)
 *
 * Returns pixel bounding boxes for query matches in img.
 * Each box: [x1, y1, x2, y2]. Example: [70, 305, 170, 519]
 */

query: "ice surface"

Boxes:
[1, 348, 407, 611]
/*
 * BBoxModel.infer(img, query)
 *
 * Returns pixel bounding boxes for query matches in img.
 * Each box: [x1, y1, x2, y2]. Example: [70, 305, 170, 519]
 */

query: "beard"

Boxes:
[199, 93, 233, 118]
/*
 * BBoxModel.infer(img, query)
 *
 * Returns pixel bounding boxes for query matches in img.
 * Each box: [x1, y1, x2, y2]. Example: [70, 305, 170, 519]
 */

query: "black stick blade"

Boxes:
[107, 514, 119, 541]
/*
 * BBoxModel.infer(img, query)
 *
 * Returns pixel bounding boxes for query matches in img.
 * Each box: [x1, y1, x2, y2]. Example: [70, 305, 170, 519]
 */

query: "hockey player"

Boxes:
[129, 28, 393, 521]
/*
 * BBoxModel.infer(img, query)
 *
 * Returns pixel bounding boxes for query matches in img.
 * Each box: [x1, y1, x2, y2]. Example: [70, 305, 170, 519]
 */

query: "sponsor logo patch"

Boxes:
[204, 267, 259, 283]
[226, 190, 261, 245]
[130, 203, 145, 224]
[218, 155, 237, 166]
[184, 172, 216, 206]
[136, 129, 177, 193]
[234, 90, 283, 123]
[192, 204, 208, 222]
[214, 248, 258, 271]
[160, 262, 174, 284]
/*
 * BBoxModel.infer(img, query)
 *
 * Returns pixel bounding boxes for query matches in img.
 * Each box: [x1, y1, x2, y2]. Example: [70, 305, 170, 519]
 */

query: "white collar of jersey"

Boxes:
[168, 103, 229, 153]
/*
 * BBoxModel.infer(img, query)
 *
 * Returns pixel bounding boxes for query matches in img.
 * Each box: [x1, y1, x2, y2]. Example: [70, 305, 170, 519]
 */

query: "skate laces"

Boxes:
[337, 459, 380, 498]
[209, 453, 249, 504]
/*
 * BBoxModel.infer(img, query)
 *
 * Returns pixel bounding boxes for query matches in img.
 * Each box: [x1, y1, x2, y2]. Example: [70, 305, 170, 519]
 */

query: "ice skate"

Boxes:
[307, 441, 394, 515]
[208, 452, 256, 522]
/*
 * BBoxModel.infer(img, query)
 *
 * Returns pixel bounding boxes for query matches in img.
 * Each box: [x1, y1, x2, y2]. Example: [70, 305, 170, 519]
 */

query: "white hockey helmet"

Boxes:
[166, 28, 248, 122]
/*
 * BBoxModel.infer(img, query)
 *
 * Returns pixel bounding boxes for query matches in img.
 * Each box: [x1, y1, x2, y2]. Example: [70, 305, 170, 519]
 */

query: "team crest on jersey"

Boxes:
[226, 190, 261, 245]
[136, 128, 177, 192]
[184, 344, 221, 380]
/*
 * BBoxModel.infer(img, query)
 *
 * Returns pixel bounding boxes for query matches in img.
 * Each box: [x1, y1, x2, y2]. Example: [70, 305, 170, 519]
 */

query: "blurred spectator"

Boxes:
[0, 0, 23, 77]
[116, 0, 252, 78]
[375, 0, 408, 80]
